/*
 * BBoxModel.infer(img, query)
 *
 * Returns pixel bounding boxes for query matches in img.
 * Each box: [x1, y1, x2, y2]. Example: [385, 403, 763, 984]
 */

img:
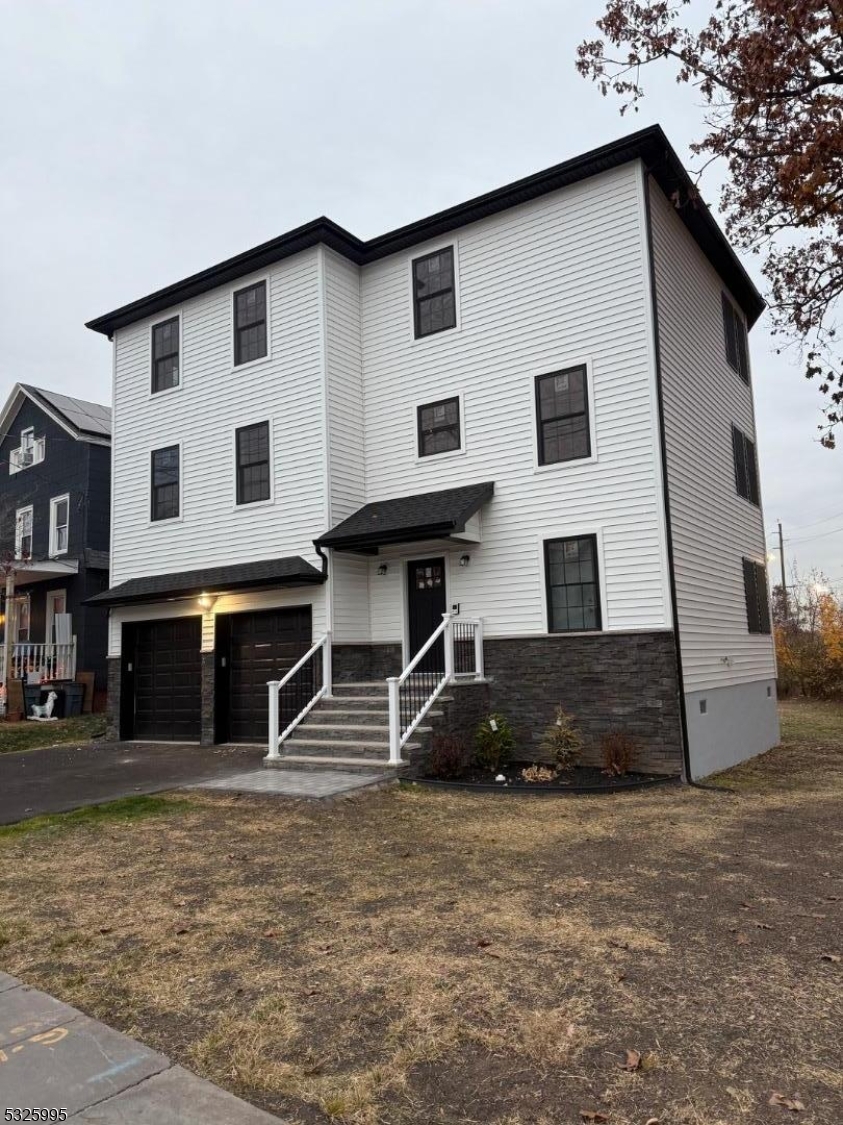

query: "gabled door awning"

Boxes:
[315, 482, 494, 554]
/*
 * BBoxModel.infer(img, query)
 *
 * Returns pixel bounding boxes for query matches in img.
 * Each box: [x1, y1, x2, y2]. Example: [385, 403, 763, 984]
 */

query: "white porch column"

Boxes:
[322, 630, 333, 698]
[474, 618, 485, 680]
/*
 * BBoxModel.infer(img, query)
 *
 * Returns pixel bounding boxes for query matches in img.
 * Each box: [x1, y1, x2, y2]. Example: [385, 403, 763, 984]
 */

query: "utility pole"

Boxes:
[778, 520, 788, 621]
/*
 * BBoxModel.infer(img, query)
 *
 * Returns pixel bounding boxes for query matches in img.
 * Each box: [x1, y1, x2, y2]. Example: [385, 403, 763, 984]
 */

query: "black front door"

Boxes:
[407, 558, 446, 672]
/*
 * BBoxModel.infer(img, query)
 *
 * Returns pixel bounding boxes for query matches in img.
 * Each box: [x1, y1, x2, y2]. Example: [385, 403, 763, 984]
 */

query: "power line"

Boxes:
[785, 508, 843, 534]
[786, 524, 843, 545]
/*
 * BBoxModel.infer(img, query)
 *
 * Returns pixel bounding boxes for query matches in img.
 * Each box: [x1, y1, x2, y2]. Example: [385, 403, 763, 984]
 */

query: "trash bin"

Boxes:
[62, 683, 84, 717]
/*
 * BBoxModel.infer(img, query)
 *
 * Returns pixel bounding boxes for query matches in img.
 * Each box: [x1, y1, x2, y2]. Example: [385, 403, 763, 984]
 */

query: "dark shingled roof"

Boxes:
[316, 482, 494, 553]
[87, 555, 325, 607]
[86, 125, 764, 338]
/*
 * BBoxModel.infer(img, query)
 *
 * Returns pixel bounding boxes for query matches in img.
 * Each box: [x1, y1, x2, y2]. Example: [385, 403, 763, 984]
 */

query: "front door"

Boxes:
[407, 557, 446, 672]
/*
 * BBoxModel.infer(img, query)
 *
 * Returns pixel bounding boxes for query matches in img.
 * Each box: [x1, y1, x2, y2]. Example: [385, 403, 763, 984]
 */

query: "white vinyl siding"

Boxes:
[649, 177, 775, 690]
[324, 249, 365, 524]
[359, 163, 670, 638]
[110, 250, 327, 585]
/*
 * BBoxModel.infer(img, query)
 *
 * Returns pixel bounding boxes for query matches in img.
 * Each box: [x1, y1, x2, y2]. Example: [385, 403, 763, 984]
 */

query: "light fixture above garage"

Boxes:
[459, 554, 471, 568]
[197, 593, 217, 610]
[377, 564, 388, 576]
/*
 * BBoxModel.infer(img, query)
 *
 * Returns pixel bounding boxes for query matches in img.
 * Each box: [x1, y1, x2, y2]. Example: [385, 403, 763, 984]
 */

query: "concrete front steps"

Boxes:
[264, 681, 441, 776]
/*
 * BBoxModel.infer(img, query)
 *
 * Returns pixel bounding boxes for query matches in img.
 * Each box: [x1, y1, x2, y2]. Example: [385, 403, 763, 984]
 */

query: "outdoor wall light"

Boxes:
[197, 593, 217, 611]
[459, 554, 471, 568]
[377, 564, 388, 576]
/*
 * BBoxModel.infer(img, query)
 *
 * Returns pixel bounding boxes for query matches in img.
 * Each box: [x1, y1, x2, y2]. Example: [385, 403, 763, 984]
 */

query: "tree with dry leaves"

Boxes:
[577, 1, 843, 447]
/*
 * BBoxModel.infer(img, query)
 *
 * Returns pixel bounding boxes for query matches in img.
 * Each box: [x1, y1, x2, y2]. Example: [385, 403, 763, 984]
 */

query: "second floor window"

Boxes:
[417, 397, 461, 457]
[732, 425, 760, 505]
[49, 495, 70, 556]
[412, 248, 456, 339]
[535, 365, 591, 465]
[151, 445, 180, 521]
[151, 316, 180, 393]
[234, 281, 267, 366]
[722, 293, 749, 383]
[236, 422, 271, 504]
[15, 506, 33, 559]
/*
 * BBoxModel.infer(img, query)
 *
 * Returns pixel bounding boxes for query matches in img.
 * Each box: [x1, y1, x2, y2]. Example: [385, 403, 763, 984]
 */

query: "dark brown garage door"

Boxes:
[128, 618, 202, 742]
[216, 606, 312, 743]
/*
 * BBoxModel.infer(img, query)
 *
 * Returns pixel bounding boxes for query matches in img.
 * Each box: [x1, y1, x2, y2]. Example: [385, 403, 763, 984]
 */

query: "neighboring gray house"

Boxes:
[86, 125, 777, 779]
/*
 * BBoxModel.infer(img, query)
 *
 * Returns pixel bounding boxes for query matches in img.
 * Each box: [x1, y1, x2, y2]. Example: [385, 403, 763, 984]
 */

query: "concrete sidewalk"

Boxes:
[0, 973, 284, 1123]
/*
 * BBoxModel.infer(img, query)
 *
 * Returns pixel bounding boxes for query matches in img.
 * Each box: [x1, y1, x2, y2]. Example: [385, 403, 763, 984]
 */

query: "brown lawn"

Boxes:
[1, 700, 841, 1124]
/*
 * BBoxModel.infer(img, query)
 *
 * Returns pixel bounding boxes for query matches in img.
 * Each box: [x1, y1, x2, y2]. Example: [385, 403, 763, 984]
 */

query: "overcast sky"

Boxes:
[1, 0, 840, 584]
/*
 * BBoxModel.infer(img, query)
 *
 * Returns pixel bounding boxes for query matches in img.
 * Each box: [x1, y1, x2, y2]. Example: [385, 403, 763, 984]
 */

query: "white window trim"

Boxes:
[49, 494, 70, 558]
[149, 311, 184, 399]
[231, 417, 275, 510]
[148, 440, 184, 525]
[531, 356, 598, 473]
[230, 275, 272, 371]
[538, 526, 608, 635]
[408, 240, 462, 346]
[15, 505, 33, 559]
[10, 429, 45, 474]
[413, 391, 467, 465]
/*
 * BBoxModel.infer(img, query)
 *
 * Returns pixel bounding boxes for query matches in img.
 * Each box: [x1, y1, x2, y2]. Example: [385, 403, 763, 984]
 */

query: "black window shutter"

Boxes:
[755, 563, 771, 633]
[735, 316, 750, 383]
[743, 557, 760, 633]
[745, 436, 759, 505]
[722, 293, 739, 370]
[732, 425, 748, 498]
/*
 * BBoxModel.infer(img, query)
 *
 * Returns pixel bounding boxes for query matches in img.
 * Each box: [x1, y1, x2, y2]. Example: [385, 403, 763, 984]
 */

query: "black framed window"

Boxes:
[722, 293, 749, 383]
[150, 445, 180, 521]
[535, 365, 591, 465]
[236, 421, 271, 504]
[417, 397, 461, 457]
[234, 281, 267, 366]
[412, 247, 456, 339]
[742, 557, 771, 634]
[732, 424, 760, 505]
[151, 316, 180, 393]
[545, 535, 602, 632]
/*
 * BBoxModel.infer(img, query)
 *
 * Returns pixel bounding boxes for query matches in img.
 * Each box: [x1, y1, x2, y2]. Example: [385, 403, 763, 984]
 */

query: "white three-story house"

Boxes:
[87, 125, 778, 780]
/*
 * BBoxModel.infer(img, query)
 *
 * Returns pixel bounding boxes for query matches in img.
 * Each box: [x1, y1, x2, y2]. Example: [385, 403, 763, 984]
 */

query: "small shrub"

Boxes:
[521, 764, 557, 784]
[601, 730, 637, 776]
[539, 706, 584, 771]
[474, 713, 515, 772]
[428, 734, 469, 779]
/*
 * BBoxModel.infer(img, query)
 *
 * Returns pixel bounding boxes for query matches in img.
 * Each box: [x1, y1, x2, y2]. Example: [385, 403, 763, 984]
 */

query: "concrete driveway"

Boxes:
[0, 740, 265, 825]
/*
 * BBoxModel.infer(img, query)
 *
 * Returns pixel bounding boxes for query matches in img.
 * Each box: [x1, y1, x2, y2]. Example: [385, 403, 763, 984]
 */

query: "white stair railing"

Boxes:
[266, 632, 332, 761]
[387, 614, 485, 766]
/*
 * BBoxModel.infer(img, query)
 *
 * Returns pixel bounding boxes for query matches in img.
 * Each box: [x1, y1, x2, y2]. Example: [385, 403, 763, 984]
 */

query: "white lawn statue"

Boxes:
[29, 690, 59, 721]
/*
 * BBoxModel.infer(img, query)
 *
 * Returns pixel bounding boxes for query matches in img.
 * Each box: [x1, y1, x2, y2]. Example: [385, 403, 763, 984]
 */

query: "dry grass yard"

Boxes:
[1, 700, 841, 1124]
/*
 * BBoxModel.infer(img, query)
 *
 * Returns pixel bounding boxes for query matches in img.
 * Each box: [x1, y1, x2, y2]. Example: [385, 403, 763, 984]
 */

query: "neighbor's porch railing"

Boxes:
[0, 640, 77, 685]
[387, 613, 484, 766]
[265, 632, 332, 761]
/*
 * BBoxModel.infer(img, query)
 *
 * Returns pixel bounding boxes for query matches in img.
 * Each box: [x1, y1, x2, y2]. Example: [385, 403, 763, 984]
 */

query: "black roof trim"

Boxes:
[86, 555, 325, 607]
[316, 482, 494, 554]
[86, 125, 764, 338]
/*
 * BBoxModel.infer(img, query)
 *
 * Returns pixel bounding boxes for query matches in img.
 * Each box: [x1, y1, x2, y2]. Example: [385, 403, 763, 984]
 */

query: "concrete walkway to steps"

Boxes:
[0, 973, 286, 1123]
[188, 766, 391, 798]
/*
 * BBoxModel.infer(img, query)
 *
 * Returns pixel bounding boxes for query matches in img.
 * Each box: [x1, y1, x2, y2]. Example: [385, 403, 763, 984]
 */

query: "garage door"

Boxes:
[217, 606, 312, 743]
[131, 618, 202, 741]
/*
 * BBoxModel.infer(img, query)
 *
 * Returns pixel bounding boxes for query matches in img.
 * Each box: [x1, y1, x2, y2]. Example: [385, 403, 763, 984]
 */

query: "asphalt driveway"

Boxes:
[0, 741, 264, 825]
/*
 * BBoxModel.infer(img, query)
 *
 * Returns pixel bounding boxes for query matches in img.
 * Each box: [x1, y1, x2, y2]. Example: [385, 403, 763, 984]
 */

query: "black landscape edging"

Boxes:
[404, 774, 679, 796]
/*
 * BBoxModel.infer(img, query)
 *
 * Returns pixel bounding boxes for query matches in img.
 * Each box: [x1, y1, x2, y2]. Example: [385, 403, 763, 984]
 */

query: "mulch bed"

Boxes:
[417, 761, 673, 792]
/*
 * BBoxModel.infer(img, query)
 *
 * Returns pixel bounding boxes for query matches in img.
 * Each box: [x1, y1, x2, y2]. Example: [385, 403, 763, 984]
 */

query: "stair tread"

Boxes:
[276, 754, 407, 768]
[301, 723, 389, 731]
[286, 738, 413, 751]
